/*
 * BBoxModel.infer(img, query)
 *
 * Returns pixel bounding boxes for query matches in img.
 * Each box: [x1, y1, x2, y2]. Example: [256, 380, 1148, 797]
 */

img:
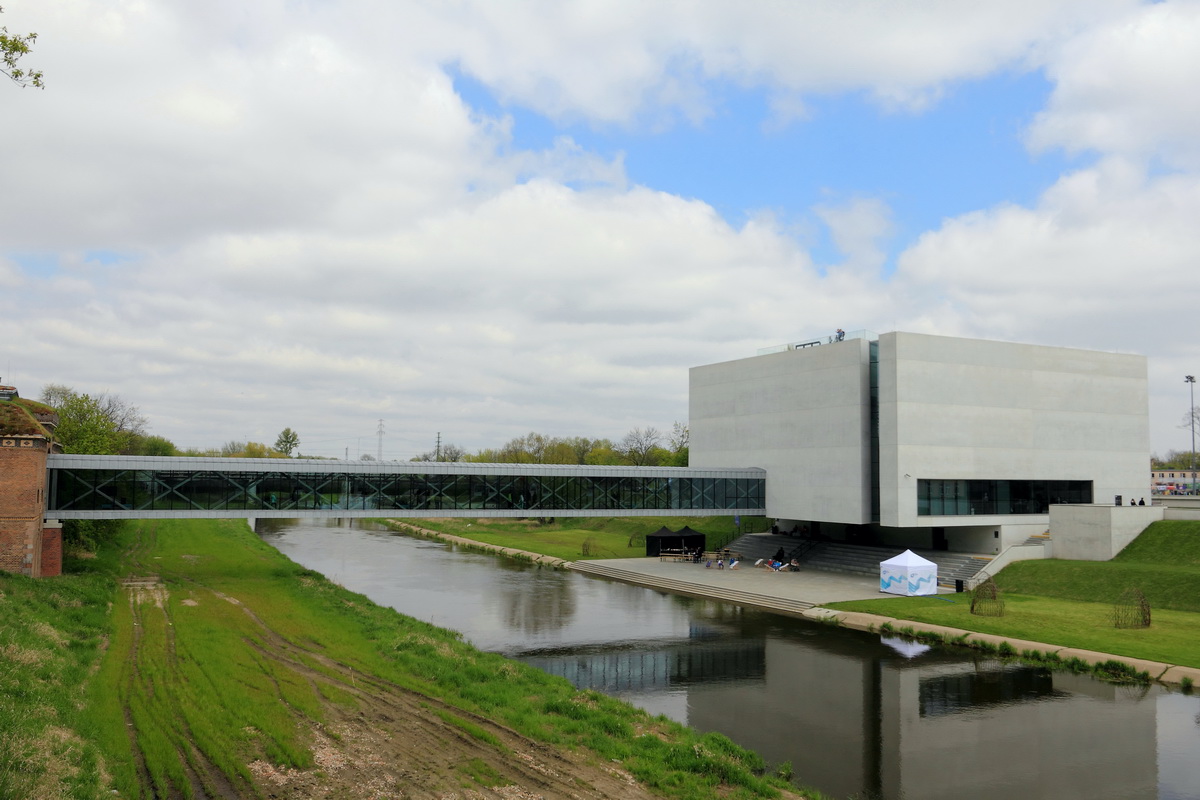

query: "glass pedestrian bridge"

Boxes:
[45, 455, 766, 520]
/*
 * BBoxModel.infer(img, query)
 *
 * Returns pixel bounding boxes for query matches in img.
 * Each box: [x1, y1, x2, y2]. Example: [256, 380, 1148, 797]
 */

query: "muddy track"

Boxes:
[118, 526, 250, 799]
[109, 529, 804, 800]
[212, 584, 659, 798]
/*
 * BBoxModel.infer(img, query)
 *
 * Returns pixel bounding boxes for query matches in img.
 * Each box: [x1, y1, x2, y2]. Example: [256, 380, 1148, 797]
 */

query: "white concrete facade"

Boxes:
[691, 331, 1150, 552]
[690, 337, 873, 525]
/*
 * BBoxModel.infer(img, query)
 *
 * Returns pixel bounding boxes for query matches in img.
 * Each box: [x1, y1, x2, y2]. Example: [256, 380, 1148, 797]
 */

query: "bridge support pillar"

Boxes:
[0, 435, 52, 578]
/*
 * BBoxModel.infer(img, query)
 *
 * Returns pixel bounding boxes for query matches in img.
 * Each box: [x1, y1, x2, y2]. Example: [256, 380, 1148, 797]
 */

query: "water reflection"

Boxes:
[495, 560, 577, 636]
[259, 519, 1200, 800]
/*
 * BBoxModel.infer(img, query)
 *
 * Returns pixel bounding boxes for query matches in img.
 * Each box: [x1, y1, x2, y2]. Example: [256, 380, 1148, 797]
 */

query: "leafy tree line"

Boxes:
[1152, 451, 1200, 471]
[415, 422, 690, 467]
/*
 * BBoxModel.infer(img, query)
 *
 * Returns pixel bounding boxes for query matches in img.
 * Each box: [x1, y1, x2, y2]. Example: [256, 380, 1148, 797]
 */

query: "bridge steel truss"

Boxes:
[45, 455, 766, 520]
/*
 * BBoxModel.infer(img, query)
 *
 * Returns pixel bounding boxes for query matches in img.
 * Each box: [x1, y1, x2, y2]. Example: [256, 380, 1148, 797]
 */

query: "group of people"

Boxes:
[689, 545, 801, 572]
[751, 547, 799, 572]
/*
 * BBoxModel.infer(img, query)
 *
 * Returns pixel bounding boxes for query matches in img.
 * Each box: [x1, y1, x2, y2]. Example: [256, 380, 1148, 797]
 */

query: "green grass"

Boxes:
[828, 520, 1200, 669]
[831, 593, 1200, 667]
[0, 564, 115, 799]
[3, 517, 802, 800]
[987, 520, 1200, 613]
[391, 515, 767, 560]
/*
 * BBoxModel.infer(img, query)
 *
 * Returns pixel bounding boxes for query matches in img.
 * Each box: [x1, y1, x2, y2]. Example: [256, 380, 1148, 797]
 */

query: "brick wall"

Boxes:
[41, 522, 62, 578]
[0, 436, 50, 577]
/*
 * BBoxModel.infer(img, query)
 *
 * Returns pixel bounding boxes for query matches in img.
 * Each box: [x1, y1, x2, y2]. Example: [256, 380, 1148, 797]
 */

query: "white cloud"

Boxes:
[3, 0, 1198, 463]
[1028, 2, 1200, 168]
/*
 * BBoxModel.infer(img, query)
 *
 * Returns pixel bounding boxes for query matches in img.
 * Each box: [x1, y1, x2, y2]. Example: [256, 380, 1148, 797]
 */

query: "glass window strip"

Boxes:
[46, 467, 765, 514]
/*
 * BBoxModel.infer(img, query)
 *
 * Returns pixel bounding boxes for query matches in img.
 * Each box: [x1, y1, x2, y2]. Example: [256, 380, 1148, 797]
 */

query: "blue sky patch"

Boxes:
[452, 67, 1084, 271]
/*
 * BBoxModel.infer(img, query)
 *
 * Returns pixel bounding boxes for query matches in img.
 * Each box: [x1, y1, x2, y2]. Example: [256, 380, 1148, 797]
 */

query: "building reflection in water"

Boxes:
[523, 607, 1160, 800]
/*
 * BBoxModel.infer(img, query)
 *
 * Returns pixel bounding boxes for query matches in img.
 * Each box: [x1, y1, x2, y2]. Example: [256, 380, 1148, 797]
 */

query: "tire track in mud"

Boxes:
[118, 525, 245, 799]
[164, 572, 661, 799]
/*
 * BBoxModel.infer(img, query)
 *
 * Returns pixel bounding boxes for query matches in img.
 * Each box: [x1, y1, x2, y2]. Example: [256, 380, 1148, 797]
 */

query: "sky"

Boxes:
[2, 0, 1200, 461]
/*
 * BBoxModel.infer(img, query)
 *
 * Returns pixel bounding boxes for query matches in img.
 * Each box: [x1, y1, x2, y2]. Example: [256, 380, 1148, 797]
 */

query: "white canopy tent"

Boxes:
[879, 549, 938, 596]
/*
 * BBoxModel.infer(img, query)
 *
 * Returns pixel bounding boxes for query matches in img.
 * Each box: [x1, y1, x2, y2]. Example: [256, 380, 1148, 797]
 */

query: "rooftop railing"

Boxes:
[757, 328, 877, 355]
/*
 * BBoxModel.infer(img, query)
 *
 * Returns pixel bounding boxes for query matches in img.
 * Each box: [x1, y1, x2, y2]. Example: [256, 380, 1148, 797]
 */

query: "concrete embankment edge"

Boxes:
[381, 521, 572, 568]
[804, 607, 1200, 687]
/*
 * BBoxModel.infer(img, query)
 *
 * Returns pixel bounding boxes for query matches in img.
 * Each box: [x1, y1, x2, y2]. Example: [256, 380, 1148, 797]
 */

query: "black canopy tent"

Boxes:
[645, 527, 706, 557]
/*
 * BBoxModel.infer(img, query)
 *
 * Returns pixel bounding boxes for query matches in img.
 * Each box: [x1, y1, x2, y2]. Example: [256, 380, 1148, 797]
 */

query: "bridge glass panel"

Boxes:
[46, 466, 766, 516]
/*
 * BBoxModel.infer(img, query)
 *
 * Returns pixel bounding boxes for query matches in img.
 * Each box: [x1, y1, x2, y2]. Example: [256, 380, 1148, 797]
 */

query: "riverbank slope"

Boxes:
[0, 519, 809, 800]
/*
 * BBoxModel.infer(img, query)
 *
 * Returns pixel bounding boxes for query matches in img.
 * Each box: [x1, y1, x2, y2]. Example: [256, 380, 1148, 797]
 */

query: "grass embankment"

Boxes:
[828, 520, 1200, 669]
[0, 563, 112, 798]
[1, 518, 812, 800]
[398, 516, 767, 561]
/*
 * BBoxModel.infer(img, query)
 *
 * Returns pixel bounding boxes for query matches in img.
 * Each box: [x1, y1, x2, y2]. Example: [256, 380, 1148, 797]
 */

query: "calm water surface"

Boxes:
[258, 519, 1200, 800]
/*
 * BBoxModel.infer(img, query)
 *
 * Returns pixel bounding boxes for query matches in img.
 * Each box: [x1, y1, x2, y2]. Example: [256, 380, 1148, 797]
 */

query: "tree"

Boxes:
[618, 426, 662, 466]
[666, 421, 689, 467]
[242, 442, 276, 459]
[40, 383, 147, 454]
[440, 443, 467, 462]
[274, 427, 300, 456]
[584, 445, 621, 465]
[1, 6, 43, 88]
[128, 434, 178, 456]
[412, 442, 465, 462]
[53, 393, 122, 454]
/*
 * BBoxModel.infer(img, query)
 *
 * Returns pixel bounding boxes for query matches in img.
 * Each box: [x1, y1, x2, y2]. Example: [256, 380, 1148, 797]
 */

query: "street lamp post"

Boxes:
[1187, 375, 1196, 494]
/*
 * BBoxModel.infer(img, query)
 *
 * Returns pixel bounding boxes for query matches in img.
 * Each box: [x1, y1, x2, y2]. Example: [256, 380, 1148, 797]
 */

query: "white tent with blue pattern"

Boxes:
[879, 549, 937, 596]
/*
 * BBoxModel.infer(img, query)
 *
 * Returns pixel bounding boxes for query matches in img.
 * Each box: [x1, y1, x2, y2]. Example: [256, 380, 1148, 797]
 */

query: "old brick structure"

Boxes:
[0, 382, 60, 578]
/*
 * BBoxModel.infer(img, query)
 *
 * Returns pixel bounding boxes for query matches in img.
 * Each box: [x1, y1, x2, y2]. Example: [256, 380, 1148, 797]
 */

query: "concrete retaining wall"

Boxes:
[1050, 504, 1164, 561]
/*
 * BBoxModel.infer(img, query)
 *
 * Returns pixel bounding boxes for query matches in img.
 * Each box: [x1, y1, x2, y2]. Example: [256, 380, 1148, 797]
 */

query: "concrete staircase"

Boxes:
[720, 533, 813, 564]
[568, 560, 816, 614]
[788, 540, 993, 588]
[1021, 531, 1052, 547]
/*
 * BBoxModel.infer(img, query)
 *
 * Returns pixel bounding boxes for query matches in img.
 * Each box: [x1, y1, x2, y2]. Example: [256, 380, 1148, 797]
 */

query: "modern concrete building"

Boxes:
[690, 331, 1150, 554]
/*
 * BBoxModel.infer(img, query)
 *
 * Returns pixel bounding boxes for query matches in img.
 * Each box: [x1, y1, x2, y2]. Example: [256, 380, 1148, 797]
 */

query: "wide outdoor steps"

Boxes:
[718, 533, 810, 564]
[723, 534, 993, 588]
[804, 542, 992, 587]
[568, 561, 817, 615]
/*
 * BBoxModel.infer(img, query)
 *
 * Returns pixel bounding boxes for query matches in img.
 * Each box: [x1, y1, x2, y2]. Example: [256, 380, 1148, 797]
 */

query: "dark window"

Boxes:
[917, 479, 1092, 516]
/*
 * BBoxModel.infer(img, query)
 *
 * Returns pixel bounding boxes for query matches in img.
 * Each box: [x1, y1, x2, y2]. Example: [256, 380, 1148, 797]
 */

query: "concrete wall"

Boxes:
[878, 332, 1149, 530]
[690, 338, 873, 524]
[0, 435, 51, 576]
[1160, 496, 1200, 521]
[1051, 503, 1164, 561]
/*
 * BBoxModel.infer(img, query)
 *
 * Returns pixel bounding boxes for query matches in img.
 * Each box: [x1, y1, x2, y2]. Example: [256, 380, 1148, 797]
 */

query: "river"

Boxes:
[257, 518, 1200, 800]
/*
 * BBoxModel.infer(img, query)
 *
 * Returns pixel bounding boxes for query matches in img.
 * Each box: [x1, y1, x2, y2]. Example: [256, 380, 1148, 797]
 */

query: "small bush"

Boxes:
[1093, 660, 1150, 684]
[1180, 676, 1194, 694]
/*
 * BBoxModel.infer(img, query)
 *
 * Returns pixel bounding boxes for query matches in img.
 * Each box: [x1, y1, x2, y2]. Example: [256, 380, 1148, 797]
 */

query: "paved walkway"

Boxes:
[572, 556, 896, 606]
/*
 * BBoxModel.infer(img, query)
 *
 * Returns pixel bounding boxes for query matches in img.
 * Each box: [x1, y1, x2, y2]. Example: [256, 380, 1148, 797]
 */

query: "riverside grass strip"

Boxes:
[2, 518, 817, 800]
[400, 514, 766, 560]
[828, 520, 1200, 670]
